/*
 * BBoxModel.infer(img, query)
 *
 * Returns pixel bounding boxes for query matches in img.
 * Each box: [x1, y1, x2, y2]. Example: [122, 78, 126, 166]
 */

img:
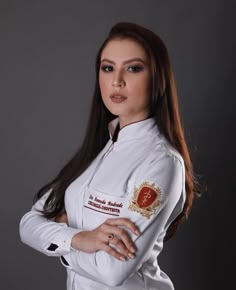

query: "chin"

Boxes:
[106, 106, 125, 115]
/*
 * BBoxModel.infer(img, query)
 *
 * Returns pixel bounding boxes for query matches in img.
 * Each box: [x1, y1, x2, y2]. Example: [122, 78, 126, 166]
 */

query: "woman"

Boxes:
[19, 22, 200, 290]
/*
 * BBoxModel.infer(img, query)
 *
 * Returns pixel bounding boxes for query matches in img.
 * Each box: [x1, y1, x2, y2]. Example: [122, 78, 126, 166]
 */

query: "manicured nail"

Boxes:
[130, 246, 136, 253]
[135, 230, 141, 236]
[128, 253, 135, 259]
[120, 256, 126, 261]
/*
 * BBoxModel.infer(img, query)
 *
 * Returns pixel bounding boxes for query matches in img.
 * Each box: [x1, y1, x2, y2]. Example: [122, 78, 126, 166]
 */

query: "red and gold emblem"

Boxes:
[128, 181, 161, 219]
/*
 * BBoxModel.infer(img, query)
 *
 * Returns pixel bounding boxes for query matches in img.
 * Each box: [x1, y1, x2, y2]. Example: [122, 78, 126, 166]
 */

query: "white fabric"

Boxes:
[19, 117, 186, 290]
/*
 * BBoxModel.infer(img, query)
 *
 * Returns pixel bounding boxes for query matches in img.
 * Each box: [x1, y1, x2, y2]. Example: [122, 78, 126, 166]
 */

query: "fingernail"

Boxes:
[130, 246, 136, 253]
[120, 256, 126, 261]
[135, 230, 141, 236]
[128, 253, 135, 259]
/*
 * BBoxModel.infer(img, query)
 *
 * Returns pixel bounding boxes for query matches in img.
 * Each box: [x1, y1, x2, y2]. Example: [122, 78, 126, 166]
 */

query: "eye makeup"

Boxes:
[100, 64, 144, 73]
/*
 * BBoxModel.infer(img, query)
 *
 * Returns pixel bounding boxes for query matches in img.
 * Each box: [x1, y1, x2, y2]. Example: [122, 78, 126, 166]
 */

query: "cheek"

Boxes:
[132, 74, 150, 95]
[99, 75, 109, 94]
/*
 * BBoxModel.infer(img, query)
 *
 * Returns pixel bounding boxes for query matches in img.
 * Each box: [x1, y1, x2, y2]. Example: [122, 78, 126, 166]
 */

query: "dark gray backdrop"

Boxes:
[1, 1, 234, 289]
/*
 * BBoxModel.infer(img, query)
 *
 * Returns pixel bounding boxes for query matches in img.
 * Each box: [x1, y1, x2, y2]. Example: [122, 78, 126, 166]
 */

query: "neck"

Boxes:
[118, 112, 150, 129]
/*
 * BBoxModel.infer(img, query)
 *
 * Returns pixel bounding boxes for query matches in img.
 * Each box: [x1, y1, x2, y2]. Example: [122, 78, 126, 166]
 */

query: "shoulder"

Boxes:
[136, 135, 185, 188]
[134, 135, 186, 205]
[133, 136, 185, 215]
[137, 133, 185, 190]
[148, 133, 185, 172]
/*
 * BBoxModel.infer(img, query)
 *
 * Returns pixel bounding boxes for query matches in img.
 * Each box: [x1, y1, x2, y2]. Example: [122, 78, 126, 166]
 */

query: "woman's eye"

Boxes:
[101, 65, 113, 72]
[100, 65, 143, 73]
[127, 65, 143, 72]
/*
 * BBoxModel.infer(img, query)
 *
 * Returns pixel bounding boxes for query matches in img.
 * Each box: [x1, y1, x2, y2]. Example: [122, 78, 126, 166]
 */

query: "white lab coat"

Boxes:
[19, 117, 186, 290]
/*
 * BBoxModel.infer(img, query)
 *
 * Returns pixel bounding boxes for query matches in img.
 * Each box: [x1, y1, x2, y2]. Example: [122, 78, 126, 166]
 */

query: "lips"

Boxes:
[110, 93, 128, 99]
[110, 93, 127, 103]
[110, 93, 127, 99]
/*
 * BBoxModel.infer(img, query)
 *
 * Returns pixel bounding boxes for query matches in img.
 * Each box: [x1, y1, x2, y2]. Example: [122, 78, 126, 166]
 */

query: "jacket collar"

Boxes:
[108, 117, 159, 143]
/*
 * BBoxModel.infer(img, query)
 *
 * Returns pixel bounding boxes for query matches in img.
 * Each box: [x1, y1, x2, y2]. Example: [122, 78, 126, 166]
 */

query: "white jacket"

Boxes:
[19, 117, 186, 290]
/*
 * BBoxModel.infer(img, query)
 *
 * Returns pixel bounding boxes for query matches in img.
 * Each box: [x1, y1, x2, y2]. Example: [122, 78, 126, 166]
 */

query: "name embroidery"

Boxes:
[84, 194, 123, 216]
[128, 181, 161, 219]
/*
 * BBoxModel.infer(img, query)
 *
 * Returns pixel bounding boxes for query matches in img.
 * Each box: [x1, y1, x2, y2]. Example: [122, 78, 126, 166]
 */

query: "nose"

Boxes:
[112, 71, 125, 88]
[112, 80, 125, 87]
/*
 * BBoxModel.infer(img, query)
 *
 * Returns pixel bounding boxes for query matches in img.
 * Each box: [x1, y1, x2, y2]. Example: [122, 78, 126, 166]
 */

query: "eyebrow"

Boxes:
[100, 58, 146, 65]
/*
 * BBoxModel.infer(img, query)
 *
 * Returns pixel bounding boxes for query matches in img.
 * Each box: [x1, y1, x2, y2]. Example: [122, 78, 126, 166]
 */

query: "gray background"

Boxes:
[0, 1, 234, 289]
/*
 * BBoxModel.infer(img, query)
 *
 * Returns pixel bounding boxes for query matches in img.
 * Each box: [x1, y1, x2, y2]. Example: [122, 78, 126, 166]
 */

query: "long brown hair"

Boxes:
[34, 22, 201, 241]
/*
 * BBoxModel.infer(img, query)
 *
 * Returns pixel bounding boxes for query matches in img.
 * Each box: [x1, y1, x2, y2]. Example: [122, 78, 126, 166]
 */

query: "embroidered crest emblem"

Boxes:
[128, 181, 161, 219]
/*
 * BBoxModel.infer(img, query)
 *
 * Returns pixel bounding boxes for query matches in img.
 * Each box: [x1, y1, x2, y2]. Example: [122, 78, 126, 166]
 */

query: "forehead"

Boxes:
[101, 38, 148, 61]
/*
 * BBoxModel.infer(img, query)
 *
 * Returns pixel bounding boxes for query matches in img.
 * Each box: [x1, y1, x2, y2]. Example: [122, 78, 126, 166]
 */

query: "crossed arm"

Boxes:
[56, 212, 140, 261]
[19, 154, 184, 287]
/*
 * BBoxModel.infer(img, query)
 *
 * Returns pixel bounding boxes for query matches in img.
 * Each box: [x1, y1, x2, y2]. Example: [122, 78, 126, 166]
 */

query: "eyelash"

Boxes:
[100, 65, 144, 73]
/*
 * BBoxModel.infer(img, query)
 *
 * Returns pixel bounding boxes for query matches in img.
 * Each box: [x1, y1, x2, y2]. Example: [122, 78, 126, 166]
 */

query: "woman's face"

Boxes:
[99, 38, 151, 128]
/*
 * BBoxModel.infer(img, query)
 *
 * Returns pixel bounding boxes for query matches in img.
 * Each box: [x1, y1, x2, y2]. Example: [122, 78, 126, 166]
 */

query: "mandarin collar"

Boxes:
[107, 117, 159, 144]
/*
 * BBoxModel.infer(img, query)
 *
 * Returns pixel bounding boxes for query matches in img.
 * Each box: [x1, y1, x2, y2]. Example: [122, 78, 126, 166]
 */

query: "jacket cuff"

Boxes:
[60, 250, 75, 270]
[46, 226, 81, 255]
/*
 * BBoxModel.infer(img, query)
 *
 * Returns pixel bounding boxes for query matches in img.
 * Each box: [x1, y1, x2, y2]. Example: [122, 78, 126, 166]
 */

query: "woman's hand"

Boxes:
[71, 218, 140, 261]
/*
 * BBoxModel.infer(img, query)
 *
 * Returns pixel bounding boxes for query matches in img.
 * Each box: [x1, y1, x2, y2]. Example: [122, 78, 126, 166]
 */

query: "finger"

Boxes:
[100, 243, 127, 262]
[110, 237, 135, 259]
[101, 224, 136, 254]
[105, 218, 140, 236]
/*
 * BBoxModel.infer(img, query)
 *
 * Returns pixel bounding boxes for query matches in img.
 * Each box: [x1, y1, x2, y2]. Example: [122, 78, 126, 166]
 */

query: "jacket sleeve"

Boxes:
[60, 153, 186, 287]
[19, 189, 81, 256]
